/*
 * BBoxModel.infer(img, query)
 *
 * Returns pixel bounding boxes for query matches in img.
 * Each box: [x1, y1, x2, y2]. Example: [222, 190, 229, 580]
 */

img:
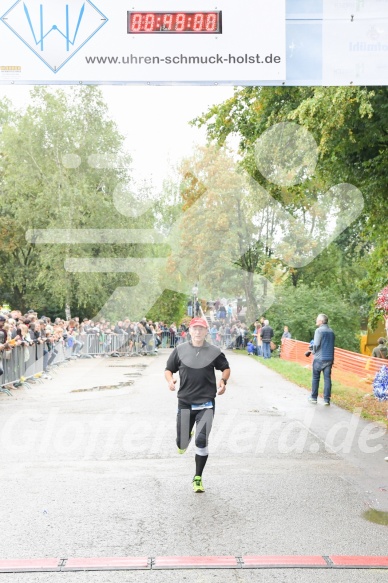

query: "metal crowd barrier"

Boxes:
[158, 332, 189, 349]
[1, 328, 233, 396]
[67, 330, 239, 357]
[77, 332, 162, 357]
[70, 331, 192, 357]
[0, 332, 192, 393]
[0, 329, 228, 396]
[0, 340, 70, 396]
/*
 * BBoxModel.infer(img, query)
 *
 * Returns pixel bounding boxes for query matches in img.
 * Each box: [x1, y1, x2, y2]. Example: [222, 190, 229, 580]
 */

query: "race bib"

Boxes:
[191, 401, 213, 411]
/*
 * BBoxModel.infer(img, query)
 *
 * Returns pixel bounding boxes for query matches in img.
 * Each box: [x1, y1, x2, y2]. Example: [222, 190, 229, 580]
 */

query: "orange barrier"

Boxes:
[280, 339, 386, 389]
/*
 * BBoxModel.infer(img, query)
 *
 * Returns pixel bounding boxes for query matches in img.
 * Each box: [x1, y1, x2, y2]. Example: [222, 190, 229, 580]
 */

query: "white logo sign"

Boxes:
[1, 0, 108, 72]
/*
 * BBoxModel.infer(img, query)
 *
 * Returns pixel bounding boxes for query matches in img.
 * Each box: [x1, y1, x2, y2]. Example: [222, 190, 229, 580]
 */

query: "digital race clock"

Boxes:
[127, 11, 222, 34]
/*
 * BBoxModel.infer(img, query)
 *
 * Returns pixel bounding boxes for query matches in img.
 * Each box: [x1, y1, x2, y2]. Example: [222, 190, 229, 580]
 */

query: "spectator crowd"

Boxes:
[1, 301, 387, 398]
[0, 297, 287, 383]
[0, 309, 189, 364]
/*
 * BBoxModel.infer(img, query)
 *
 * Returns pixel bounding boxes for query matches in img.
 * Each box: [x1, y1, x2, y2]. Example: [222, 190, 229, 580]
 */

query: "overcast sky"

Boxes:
[0, 85, 234, 192]
[101, 85, 235, 189]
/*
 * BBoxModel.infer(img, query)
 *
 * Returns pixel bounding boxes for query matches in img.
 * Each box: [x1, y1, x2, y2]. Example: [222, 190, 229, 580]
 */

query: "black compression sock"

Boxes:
[195, 454, 208, 477]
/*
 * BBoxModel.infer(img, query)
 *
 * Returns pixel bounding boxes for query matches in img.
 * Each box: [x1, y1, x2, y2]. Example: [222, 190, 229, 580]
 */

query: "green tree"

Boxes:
[287, 86, 388, 308]
[193, 86, 386, 323]
[146, 290, 187, 325]
[265, 284, 360, 352]
[0, 86, 155, 316]
[163, 145, 286, 324]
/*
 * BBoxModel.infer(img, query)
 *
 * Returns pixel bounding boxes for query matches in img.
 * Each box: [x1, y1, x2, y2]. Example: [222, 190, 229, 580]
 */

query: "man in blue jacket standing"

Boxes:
[260, 319, 274, 359]
[309, 313, 335, 406]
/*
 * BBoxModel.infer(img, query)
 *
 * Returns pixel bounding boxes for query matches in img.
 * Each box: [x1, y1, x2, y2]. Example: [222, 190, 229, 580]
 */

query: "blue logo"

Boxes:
[1, 1, 108, 73]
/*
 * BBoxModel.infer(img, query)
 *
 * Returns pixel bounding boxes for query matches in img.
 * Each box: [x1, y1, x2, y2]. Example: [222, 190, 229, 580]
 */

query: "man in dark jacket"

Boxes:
[260, 319, 274, 359]
[309, 313, 335, 406]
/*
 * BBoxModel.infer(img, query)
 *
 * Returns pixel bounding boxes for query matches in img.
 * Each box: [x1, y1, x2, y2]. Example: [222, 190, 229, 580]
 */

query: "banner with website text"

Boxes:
[0, 0, 286, 83]
[0, 0, 387, 85]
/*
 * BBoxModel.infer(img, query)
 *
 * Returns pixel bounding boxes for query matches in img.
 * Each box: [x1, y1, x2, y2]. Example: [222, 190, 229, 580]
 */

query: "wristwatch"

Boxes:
[221, 378, 227, 385]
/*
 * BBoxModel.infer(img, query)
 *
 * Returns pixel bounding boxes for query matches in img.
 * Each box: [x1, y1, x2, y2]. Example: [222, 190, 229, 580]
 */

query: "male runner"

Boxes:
[165, 317, 230, 493]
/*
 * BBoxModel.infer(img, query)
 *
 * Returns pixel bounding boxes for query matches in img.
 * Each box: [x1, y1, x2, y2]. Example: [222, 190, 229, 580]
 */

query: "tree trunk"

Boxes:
[13, 287, 27, 314]
[244, 271, 258, 327]
[291, 270, 299, 287]
[65, 304, 72, 320]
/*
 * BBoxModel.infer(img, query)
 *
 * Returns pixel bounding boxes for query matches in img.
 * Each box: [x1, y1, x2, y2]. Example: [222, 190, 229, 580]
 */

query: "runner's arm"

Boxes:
[165, 369, 177, 391]
[218, 368, 230, 394]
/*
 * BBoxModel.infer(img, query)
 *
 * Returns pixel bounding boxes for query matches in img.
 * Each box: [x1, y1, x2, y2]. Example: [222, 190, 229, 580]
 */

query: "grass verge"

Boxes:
[244, 353, 388, 428]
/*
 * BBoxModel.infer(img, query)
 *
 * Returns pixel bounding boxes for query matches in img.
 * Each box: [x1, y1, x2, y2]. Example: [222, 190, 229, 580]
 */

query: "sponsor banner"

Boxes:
[324, 0, 388, 20]
[0, 0, 286, 83]
[323, 0, 388, 84]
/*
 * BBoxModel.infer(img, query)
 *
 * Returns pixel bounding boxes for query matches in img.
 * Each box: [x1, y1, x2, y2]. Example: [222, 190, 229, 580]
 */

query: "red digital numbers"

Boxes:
[144, 13, 155, 32]
[193, 13, 204, 31]
[131, 13, 142, 32]
[206, 13, 217, 31]
[128, 12, 221, 34]
[163, 13, 173, 31]
[175, 13, 185, 32]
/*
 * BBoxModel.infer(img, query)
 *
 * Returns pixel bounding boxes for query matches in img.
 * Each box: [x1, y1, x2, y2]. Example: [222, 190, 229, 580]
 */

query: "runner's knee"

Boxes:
[195, 432, 209, 450]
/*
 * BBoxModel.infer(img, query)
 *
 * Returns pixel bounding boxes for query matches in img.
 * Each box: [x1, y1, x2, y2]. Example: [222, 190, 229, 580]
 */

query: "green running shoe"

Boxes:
[177, 430, 194, 454]
[192, 475, 205, 493]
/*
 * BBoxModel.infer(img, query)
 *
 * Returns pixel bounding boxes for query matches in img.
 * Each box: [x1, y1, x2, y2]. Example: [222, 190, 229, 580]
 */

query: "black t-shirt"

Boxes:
[165, 341, 229, 408]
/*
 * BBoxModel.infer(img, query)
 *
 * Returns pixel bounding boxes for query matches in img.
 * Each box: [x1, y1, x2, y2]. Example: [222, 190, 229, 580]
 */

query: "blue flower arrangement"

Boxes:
[373, 365, 388, 401]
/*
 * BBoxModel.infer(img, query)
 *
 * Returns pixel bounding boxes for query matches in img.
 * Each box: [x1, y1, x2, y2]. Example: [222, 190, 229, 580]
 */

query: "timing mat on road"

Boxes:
[1, 556, 388, 573]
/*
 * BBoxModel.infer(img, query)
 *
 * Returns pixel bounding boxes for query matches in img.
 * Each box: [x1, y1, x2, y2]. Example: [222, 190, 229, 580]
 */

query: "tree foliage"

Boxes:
[0, 87, 154, 316]
[265, 284, 360, 352]
[163, 145, 286, 324]
[146, 289, 187, 325]
[192, 85, 388, 337]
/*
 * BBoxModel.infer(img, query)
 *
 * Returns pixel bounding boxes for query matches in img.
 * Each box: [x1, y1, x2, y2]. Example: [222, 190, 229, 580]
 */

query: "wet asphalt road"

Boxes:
[0, 349, 387, 582]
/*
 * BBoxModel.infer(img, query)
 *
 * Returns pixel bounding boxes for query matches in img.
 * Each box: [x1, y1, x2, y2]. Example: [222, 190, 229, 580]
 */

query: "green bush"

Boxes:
[265, 284, 360, 352]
